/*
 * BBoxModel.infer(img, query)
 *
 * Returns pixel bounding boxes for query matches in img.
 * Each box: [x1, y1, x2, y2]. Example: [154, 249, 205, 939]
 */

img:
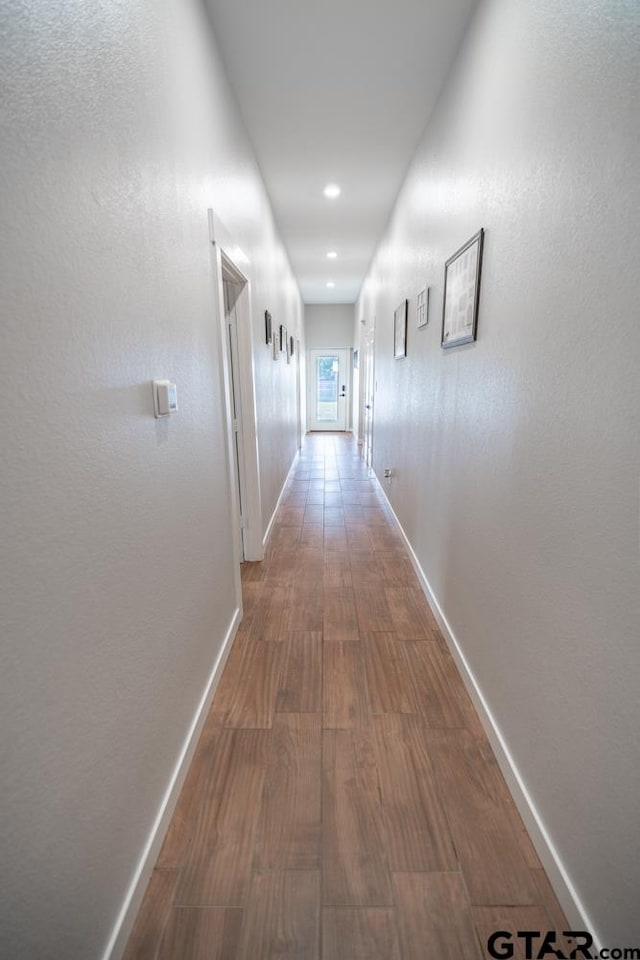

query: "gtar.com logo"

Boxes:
[486, 930, 640, 960]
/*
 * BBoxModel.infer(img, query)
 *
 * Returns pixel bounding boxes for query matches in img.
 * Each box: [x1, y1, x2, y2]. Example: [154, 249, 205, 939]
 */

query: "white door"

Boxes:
[223, 279, 247, 559]
[363, 325, 375, 467]
[295, 338, 303, 450]
[307, 349, 350, 432]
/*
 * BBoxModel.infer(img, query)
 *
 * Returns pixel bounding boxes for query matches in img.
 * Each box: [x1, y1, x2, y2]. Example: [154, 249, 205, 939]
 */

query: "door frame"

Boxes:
[209, 209, 265, 564]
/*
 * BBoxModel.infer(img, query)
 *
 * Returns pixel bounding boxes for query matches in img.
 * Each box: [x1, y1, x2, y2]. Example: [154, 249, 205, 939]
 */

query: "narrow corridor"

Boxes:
[124, 433, 569, 959]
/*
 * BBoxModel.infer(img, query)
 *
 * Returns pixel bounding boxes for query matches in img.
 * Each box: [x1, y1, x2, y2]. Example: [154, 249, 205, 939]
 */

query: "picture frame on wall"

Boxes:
[265, 309, 272, 345]
[394, 299, 408, 359]
[279, 324, 286, 352]
[289, 335, 294, 359]
[441, 228, 485, 348]
[417, 286, 430, 328]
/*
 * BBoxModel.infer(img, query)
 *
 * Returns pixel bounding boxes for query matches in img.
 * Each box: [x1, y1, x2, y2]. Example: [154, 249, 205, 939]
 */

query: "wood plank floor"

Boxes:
[124, 433, 568, 960]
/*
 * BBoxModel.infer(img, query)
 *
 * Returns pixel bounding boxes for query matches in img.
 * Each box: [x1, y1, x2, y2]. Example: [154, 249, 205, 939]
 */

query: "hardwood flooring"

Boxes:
[124, 433, 568, 960]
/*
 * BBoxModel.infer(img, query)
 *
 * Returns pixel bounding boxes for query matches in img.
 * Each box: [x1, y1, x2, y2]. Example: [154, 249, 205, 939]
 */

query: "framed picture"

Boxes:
[417, 286, 430, 328]
[441, 228, 485, 348]
[279, 324, 286, 352]
[265, 310, 272, 345]
[289, 335, 294, 358]
[394, 299, 408, 359]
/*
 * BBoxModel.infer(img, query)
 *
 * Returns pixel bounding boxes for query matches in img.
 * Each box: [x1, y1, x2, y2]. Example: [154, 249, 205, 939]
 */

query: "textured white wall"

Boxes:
[357, 0, 640, 944]
[0, 1, 301, 958]
[304, 303, 355, 349]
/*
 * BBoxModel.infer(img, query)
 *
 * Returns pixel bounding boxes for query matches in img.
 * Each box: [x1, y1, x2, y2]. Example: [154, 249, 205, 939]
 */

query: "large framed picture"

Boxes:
[441, 228, 485, 348]
[394, 299, 408, 359]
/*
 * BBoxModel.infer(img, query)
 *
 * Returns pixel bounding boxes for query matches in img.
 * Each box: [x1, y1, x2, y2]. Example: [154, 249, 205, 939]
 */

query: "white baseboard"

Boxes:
[373, 477, 600, 948]
[262, 451, 300, 549]
[103, 605, 242, 960]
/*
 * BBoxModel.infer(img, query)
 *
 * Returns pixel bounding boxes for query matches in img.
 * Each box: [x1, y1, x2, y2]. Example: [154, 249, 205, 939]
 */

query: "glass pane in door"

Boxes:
[316, 356, 339, 421]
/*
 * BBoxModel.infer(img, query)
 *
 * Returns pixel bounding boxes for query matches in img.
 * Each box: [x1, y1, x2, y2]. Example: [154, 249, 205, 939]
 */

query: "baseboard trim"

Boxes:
[373, 477, 600, 948]
[103, 605, 242, 960]
[262, 451, 300, 549]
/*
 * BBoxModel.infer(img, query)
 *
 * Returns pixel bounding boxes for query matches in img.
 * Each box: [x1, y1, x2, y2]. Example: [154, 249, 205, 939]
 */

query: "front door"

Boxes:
[307, 349, 349, 432]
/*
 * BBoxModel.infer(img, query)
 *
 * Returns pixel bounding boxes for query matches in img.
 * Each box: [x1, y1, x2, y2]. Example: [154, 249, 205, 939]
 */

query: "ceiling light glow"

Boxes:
[326, 281, 336, 288]
[323, 184, 341, 199]
[327, 251, 337, 259]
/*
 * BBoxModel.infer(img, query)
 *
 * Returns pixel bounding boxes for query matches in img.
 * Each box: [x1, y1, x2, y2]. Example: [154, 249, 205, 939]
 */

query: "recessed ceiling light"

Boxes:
[327, 251, 337, 259]
[326, 281, 336, 288]
[323, 184, 341, 199]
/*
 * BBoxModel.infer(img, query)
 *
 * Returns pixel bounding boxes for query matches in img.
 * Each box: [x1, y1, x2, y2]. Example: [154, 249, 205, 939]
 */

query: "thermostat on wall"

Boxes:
[153, 380, 178, 418]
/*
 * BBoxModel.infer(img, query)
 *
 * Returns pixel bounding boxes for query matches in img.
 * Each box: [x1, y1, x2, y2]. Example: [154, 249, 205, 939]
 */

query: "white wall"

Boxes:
[254, 251, 303, 532]
[304, 303, 354, 349]
[0, 1, 301, 957]
[357, 0, 640, 944]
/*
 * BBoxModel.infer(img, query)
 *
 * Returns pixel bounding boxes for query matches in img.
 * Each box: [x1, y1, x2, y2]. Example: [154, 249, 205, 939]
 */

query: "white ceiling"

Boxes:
[205, 0, 479, 304]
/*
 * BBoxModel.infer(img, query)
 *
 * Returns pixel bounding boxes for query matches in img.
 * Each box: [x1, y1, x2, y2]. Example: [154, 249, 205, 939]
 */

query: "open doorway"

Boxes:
[222, 273, 248, 560]
[209, 209, 265, 565]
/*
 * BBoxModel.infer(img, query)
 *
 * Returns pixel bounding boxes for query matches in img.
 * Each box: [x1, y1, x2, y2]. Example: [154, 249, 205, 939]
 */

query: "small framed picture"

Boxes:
[279, 324, 286, 352]
[265, 310, 272, 345]
[289, 335, 294, 358]
[417, 286, 430, 328]
[394, 299, 408, 359]
[442, 228, 485, 348]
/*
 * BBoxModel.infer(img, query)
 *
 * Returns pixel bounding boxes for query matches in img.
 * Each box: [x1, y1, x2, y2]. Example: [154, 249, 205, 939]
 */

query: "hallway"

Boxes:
[124, 433, 568, 960]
